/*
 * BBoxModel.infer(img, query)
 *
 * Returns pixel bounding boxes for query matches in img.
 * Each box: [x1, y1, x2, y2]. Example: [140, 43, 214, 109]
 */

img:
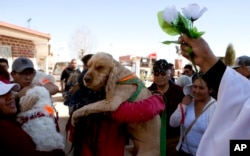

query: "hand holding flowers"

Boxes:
[157, 4, 207, 75]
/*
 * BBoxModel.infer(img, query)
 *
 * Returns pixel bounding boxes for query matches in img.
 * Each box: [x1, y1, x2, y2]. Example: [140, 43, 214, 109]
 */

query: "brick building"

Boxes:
[119, 53, 157, 83]
[0, 21, 54, 73]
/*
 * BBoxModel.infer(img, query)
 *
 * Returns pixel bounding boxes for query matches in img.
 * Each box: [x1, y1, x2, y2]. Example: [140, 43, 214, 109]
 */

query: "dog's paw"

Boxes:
[71, 111, 79, 126]
[71, 110, 86, 126]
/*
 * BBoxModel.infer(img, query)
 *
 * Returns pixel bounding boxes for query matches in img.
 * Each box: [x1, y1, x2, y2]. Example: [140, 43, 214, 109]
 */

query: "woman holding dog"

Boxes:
[66, 54, 166, 156]
[0, 80, 65, 156]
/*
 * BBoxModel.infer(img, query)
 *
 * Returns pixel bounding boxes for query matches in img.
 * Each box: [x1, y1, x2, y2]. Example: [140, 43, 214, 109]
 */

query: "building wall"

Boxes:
[0, 35, 53, 73]
[0, 35, 35, 58]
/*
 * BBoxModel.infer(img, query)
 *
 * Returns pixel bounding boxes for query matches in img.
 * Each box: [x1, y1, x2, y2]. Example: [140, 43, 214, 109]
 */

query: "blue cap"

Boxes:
[12, 57, 34, 72]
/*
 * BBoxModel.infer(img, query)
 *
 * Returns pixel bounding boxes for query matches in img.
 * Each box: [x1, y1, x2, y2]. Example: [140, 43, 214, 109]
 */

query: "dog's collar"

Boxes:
[118, 73, 136, 82]
[117, 74, 145, 102]
[18, 112, 52, 126]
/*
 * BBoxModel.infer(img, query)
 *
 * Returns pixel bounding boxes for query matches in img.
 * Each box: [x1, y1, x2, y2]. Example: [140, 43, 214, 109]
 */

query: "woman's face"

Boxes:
[0, 91, 17, 115]
[192, 79, 211, 101]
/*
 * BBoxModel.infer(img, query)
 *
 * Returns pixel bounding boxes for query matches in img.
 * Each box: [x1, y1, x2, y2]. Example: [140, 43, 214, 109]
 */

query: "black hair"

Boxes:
[0, 65, 10, 81]
[184, 64, 193, 71]
[153, 59, 169, 72]
[168, 63, 174, 68]
[192, 73, 216, 98]
[0, 58, 9, 66]
[81, 54, 93, 66]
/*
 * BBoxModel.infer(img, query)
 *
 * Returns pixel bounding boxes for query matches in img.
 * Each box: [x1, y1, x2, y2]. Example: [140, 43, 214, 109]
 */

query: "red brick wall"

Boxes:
[0, 35, 35, 58]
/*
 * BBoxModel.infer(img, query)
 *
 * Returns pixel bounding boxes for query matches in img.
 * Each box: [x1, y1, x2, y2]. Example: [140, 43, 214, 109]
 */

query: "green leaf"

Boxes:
[186, 47, 193, 55]
[177, 13, 192, 36]
[157, 11, 180, 36]
[178, 14, 192, 30]
[162, 40, 180, 45]
[190, 27, 205, 38]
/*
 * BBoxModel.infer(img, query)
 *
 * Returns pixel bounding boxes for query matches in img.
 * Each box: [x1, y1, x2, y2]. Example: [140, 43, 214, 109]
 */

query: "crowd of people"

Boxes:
[1, 32, 250, 156]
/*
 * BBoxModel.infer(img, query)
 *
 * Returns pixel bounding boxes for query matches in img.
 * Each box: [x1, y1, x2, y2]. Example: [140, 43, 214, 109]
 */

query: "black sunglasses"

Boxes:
[153, 71, 167, 76]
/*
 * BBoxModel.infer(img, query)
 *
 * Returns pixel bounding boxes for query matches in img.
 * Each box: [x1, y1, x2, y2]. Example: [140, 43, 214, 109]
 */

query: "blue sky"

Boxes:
[1, 0, 250, 64]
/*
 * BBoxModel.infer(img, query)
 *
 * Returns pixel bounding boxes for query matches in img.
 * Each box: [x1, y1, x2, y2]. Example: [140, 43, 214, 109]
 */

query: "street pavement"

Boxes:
[52, 93, 73, 156]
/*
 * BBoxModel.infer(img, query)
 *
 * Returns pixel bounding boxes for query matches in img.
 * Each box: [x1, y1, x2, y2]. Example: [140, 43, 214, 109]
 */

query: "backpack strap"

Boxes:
[182, 100, 216, 140]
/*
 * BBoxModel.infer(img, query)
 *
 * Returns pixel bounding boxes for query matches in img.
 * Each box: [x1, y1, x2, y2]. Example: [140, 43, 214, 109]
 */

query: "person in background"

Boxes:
[11, 57, 59, 95]
[179, 34, 250, 156]
[10, 57, 60, 132]
[232, 55, 250, 80]
[0, 65, 10, 84]
[0, 81, 65, 156]
[168, 63, 176, 83]
[183, 64, 194, 79]
[148, 59, 185, 156]
[170, 74, 217, 156]
[60, 59, 81, 100]
[64, 54, 94, 116]
[78, 54, 93, 90]
[176, 75, 192, 88]
[0, 58, 9, 71]
[0, 58, 13, 82]
[81, 54, 92, 70]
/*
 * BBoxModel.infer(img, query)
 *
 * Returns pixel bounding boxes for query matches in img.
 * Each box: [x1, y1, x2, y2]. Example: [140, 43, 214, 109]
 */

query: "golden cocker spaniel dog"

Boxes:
[71, 52, 161, 156]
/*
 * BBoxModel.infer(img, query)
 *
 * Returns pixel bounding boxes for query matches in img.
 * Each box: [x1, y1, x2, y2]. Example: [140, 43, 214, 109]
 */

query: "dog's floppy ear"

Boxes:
[105, 60, 119, 101]
[19, 90, 39, 112]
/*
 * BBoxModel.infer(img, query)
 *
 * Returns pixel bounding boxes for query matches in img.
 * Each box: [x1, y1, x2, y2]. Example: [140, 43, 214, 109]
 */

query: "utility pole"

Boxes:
[27, 18, 32, 28]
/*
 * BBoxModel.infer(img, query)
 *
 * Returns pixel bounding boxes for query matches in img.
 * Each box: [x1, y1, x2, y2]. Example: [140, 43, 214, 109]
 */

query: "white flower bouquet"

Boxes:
[157, 4, 207, 74]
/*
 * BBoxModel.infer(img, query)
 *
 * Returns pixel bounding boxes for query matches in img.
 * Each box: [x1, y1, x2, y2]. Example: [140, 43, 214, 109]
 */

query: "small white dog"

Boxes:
[32, 70, 56, 85]
[16, 86, 65, 151]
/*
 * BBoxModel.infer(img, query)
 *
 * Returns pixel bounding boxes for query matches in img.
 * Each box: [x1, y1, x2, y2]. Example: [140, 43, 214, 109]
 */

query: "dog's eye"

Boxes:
[96, 65, 104, 71]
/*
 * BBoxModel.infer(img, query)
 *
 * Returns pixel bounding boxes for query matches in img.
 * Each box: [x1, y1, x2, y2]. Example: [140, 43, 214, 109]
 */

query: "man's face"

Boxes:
[170, 66, 175, 77]
[183, 68, 193, 77]
[153, 70, 170, 86]
[11, 68, 36, 88]
[234, 66, 250, 78]
[0, 62, 9, 71]
[70, 60, 77, 69]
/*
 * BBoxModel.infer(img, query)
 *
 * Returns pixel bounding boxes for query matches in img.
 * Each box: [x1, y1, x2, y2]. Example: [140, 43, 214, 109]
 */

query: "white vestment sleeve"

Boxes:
[197, 67, 250, 156]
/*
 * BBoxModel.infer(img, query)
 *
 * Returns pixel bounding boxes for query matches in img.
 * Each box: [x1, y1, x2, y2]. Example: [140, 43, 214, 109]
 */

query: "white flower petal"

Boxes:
[196, 7, 208, 20]
[162, 5, 179, 24]
[182, 4, 207, 21]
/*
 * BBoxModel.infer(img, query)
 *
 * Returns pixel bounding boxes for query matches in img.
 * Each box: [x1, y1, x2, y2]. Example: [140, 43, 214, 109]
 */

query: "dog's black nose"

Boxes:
[84, 75, 91, 83]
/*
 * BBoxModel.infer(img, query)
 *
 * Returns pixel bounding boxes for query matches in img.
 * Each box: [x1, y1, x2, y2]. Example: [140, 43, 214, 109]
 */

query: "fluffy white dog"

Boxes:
[32, 70, 56, 85]
[16, 86, 65, 151]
